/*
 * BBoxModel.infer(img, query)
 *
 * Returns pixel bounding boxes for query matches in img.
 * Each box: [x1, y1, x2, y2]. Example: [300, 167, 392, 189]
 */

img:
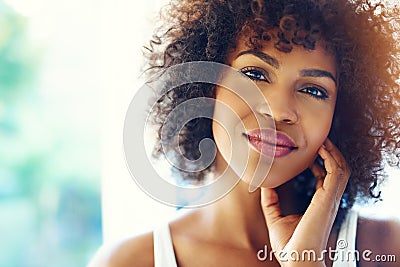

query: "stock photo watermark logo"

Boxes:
[257, 239, 397, 263]
[123, 61, 276, 207]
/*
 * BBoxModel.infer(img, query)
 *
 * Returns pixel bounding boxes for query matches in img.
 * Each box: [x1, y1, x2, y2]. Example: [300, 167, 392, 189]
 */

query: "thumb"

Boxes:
[260, 188, 282, 227]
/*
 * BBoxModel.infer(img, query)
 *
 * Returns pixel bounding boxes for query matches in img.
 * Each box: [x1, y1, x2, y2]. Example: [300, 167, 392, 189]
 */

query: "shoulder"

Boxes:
[356, 213, 400, 266]
[87, 232, 154, 267]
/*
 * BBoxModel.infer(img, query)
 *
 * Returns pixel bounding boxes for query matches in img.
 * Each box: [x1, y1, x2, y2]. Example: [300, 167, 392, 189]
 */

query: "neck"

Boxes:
[203, 179, 268, 250]
[195, 152, 304, 250]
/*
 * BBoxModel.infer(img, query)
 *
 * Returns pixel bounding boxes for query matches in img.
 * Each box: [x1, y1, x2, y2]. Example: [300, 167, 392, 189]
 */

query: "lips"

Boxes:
[244, 128, 297, 158]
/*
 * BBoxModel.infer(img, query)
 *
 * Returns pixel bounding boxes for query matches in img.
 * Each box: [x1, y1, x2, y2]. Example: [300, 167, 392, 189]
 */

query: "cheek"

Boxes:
[212, 119, 232, 160]
[212, 87, 254, 142]
[305, 109, 334, 151]
[214, 87, 253, 118]
[213, 87, 262, 175]
[212, 88, 241, 161]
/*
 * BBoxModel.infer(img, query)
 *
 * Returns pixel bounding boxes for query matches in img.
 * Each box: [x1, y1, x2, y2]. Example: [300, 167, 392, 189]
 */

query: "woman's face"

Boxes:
[212, 37, 338, 188]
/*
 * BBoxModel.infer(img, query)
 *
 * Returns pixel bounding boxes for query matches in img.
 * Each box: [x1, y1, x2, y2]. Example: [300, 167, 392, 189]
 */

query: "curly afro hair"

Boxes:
[143, 0, 400, 227]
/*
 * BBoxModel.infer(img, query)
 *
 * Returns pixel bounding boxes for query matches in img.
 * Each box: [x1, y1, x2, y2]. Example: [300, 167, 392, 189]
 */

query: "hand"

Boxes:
[260, 139, 351, 267]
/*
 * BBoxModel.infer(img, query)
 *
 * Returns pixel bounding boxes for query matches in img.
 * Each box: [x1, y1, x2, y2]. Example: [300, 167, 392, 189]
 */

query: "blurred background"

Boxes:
[0, 0, 170, 266]
[0, 0, 399, 267]
[0, 0, 102, 266]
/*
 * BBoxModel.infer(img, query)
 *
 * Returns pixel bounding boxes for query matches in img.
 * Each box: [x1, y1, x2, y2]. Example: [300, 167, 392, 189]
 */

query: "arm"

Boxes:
[384, 218, 400, 267]
[357, 216, 400, 267]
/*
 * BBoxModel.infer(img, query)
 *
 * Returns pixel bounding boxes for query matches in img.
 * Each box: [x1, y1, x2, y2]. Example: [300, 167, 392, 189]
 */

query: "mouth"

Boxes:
[243, 129, 298, 158]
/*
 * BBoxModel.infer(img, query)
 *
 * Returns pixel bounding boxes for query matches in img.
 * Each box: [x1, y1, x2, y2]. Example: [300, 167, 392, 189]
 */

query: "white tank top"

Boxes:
[153, 210, 358, 267]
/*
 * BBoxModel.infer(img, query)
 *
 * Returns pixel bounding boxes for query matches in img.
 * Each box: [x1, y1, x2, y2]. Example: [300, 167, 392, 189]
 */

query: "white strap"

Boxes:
[332, 210, 358, 267]
[153, 224, 178, 267]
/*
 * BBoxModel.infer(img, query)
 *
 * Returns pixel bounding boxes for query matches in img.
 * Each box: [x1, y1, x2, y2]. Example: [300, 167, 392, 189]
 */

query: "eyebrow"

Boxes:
[236, 50, 280, 69]
[300, 69, 337, 85]
[236, 49, 337, 85]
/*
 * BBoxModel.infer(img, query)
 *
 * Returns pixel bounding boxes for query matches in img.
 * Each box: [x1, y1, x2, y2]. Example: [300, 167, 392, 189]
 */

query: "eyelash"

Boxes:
[240, 67, 329, 100]
[299, 86, 329, 100]
[240, 67, 270, 83]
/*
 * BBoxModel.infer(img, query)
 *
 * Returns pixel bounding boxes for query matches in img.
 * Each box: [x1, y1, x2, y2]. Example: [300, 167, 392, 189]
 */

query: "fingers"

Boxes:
[294, 142, 349, 243]
[318, 139, 350, 201]
[296, 139, 351, 240]
[260, 188, 282, 227]
[262, 139, 351, 251]
[309, 159, 325, 190]
[324, 139, 351, 177]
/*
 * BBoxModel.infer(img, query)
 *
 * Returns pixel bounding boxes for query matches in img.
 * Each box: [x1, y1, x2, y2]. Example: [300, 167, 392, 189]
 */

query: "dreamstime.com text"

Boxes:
[257, 240, 397, 263]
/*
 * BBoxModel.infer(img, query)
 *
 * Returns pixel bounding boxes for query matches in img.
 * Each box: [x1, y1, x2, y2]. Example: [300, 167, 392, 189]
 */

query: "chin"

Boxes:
[239, 174, 290, 189]
[258, 177, 289, 189]
[256, 165, 310, 189]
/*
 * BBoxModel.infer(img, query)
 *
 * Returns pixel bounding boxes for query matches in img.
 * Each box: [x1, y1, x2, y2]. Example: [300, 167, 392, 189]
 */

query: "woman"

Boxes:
[90, 0, 400, 266]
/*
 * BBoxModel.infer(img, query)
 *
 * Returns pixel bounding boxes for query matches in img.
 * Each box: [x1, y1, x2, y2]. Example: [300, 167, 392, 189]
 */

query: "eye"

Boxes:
[299, 85, 329, 100]
[240, 67, 270, 82]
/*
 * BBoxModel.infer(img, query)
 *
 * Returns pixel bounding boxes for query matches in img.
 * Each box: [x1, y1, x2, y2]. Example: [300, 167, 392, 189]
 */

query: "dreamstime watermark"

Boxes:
[257, 240, 397, 263]
[123, 61, 276, 207]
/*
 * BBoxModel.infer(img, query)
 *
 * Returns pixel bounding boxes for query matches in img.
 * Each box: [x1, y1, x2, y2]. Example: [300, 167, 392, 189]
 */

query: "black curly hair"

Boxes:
[143, 0, 400, 227]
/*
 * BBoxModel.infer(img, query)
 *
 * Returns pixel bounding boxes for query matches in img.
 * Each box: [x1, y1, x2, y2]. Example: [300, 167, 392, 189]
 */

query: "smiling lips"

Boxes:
[245, 129, 298, 158]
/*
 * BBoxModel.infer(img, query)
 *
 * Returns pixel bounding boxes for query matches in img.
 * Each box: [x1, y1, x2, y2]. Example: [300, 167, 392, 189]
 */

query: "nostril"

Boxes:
[279, 118, 296, 125]
[264, 113, 273, 118]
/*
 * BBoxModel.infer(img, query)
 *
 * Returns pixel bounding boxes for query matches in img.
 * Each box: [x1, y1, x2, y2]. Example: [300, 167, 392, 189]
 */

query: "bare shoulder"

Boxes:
[87, 232, 154, 267]
[357, 213, 400, 266]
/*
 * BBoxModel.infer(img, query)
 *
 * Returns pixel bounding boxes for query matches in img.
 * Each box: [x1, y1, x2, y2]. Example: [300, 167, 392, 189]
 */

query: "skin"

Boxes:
[213, 37, 343, 267]
[213, 37, 337, 188]
[88, 38, 400, 267]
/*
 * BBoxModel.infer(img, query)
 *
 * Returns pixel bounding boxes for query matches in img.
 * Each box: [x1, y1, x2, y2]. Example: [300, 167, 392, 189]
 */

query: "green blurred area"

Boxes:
[0, 1, 102, 266]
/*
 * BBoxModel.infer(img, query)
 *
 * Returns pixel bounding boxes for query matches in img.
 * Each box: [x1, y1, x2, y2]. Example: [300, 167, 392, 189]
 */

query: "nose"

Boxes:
[256, 90, 299, 125]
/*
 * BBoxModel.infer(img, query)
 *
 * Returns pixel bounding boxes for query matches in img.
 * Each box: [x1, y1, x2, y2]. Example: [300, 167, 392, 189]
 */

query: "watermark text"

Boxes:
[257, 240, 397, 263]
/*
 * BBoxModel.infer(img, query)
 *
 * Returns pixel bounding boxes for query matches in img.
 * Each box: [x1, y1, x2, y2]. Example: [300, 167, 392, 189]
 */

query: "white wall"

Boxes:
[99, 0, 179, 243]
